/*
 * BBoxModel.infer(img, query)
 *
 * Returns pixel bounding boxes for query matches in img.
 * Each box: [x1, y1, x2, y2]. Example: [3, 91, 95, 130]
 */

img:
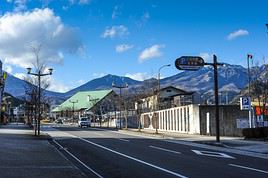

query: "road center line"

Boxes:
[149, 145, 181, 154]
[53, 140, 103, 178]
[116, 138, 130, 142]
[229, 164, 268, 174]
[78, 137, 188, 178]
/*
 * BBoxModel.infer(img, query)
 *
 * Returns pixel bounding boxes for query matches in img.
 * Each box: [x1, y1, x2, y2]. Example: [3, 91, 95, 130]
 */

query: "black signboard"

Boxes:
[175, 56, 205, 71]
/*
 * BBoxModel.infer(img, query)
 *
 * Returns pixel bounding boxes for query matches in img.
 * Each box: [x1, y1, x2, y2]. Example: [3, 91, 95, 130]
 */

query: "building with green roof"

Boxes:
[52, 90, 117, 117]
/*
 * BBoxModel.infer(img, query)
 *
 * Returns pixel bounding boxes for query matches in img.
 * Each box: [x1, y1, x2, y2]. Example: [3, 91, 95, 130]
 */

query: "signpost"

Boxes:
[175, 56, 205, 70]
[240, 97, 251, 110]
[175, 55, 223, 142]
[240, 96, 252, 128]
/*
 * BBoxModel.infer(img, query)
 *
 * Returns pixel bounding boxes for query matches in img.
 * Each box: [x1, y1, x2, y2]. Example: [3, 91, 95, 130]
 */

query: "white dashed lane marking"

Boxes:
[149, 145, 181, 154]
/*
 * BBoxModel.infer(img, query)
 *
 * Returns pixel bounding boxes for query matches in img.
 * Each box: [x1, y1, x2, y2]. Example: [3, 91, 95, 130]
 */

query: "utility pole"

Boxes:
[158, 64, 171, 110]
[205, 55, 224, 142]
[26, 67, 53, 136]
[112, 82, 128, 129]
[69, 100, 78, 124]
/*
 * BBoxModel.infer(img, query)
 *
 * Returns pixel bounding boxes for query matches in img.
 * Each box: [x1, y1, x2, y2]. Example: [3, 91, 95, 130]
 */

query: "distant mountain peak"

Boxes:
[4, 63, 265, 105]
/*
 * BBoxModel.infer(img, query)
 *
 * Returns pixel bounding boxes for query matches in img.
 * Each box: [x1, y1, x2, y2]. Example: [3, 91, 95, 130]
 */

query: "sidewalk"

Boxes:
[0, 123, 85, 178]
[119, 128, 268, 154]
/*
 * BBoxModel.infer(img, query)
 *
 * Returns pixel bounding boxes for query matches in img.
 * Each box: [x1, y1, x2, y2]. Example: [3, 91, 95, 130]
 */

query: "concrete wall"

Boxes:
[141, 104, 249, 136]
[199, 105, 248, 136]
[141, 104, 200, 134]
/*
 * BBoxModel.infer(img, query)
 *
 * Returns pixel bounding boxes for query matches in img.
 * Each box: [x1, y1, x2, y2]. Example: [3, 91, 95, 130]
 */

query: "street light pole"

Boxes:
[158, 64, 171, 110]
[247, 54, 253, 96]
[156, 64, 171, 134]
[247, 54, 253, 128]
[69, 100, 78, 124]
[112, 82, 128, 129]
[26, 67, 53, 136]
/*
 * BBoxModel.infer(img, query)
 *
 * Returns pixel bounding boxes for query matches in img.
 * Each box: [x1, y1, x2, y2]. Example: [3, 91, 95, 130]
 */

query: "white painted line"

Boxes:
[79, 137, 188, 178]
[192, 150, 235, 159]
[229, 164, 268, 174]
[149, 145, 181, 154]
[93, 132, 104, 136]
[116, 138, 130, 142]
[53, 140, 103, 178]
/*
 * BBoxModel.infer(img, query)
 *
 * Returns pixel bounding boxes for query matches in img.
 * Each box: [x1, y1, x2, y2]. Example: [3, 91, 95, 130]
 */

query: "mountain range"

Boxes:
[4, 63, 263, 104]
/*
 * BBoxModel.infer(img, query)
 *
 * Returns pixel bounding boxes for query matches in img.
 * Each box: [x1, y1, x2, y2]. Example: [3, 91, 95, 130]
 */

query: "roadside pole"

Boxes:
[212, 55, 220, 142]
[175, 55, 223, 142]
[205, 55, 224, 143]
[247, 54, 253, 128]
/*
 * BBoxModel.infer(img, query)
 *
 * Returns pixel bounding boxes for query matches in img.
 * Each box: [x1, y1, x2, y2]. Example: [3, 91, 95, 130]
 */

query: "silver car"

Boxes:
[78, 117, 91, 128]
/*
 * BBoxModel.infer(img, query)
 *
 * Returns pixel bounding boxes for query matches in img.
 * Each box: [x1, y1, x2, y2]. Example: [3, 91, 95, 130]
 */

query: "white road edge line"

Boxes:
[229, 164, 268, 174]
[53, 140, 103, 178]
[78, 137, 188, 178]
[116, 138, 130, 142]
[149, 145, 181, 154]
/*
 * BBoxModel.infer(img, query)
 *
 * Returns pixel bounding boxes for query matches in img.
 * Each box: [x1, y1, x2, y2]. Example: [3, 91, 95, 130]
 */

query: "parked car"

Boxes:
[78, 117, 91, 128]
[55, 119, 63, 124]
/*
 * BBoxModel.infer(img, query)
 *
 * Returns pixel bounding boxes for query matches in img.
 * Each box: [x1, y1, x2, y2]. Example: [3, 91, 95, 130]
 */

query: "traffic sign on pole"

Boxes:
[175, 56, 205, 71]
[240, 97, 251, 110]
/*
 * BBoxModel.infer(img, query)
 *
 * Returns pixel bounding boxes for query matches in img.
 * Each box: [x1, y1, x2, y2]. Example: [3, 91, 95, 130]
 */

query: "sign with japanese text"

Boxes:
[175, 56, 205, 71]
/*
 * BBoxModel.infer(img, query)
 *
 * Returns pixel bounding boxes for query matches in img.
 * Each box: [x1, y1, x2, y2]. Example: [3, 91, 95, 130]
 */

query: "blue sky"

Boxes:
[0, 0, 268, 92]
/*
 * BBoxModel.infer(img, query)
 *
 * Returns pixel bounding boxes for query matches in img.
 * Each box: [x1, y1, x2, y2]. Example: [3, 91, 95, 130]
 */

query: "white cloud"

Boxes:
[69, 0, 90, 5]
[143, 12, 150, 20]
[13, 71, 70, 93]
[0, 8, 83, 68]
[115, 44, 134, 53]
[139, 44, 165, 62]
[78, 0, 90, 5]
[101, 25, 129, 38]
[125, 72, 151, 81]
[136, 12, 150, 27]
[77, 79, 86, 85]
[14, 0, 28, 12]
[92, 72, 107, 78]
[14, 73, 27, 80]
[3, 65, 13, 74]
[6, 0, 13, 3]
[199, 52, 213, 62]
[112, 5, 120, 19]
[47, 77, 70, 93]
[227, 29, 249, 40]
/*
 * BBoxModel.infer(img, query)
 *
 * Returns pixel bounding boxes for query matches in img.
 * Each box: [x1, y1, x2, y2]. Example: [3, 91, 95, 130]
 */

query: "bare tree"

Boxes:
[24, 45, 52, 134]
[251, 61, 268, 126]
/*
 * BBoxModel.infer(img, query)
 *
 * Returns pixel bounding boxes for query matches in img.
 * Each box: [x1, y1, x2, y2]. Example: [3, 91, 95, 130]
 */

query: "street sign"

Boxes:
[175, 56, 204, 71]
[240, 97, 251, 110]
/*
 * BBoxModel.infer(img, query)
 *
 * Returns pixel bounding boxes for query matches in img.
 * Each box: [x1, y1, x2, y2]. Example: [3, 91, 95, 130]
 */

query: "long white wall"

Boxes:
[141, 104, 200, 134]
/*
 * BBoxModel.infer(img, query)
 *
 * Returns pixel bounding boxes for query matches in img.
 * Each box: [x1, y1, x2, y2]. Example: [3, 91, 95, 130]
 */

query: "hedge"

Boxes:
[242, 127, 268, 138]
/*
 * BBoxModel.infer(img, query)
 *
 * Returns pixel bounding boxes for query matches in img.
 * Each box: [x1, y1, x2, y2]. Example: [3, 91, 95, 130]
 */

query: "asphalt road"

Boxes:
[46, 125, 268, 178]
